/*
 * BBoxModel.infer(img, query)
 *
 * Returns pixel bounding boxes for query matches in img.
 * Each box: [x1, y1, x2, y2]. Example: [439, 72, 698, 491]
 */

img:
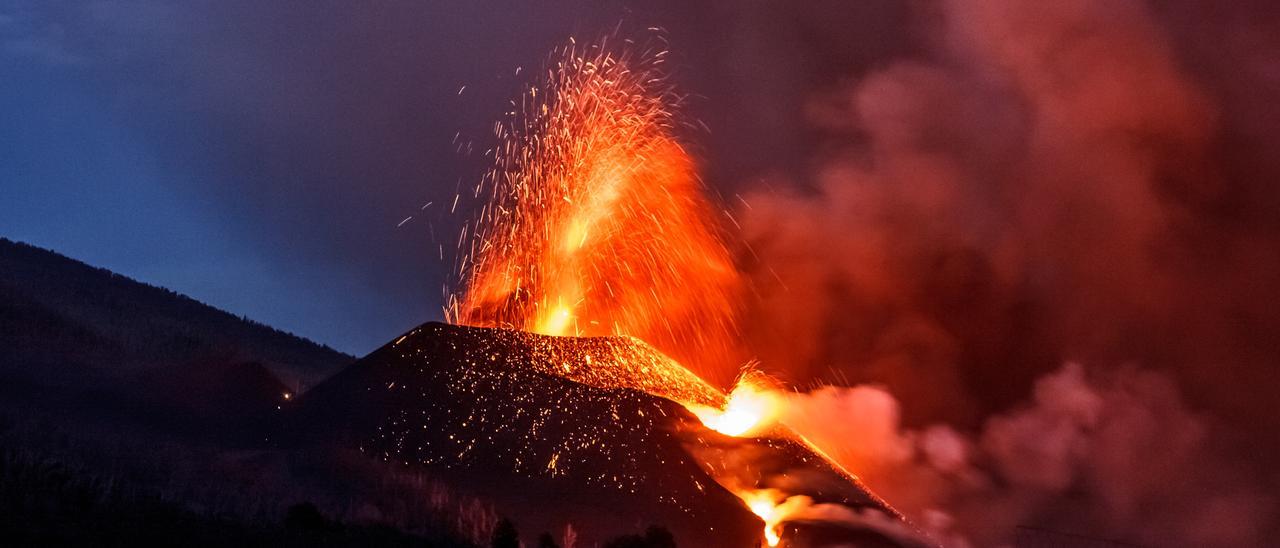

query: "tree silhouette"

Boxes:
[602, 525, 677, 548]
[537, 532, 561, 548]
[642, 526, 676, 548]
[284, 502, 329, 533]
[491, 518, 519, 548]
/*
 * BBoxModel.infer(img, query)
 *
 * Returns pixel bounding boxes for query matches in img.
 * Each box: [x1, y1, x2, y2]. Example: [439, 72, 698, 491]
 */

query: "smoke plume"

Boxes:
[781, 364, 1274, 546]
[734, 0, 1280, 542]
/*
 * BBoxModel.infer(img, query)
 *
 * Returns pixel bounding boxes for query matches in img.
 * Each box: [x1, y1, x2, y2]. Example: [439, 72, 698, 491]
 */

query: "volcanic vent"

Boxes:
[294, 322, 917, 547]
[291, 37, 923, 546]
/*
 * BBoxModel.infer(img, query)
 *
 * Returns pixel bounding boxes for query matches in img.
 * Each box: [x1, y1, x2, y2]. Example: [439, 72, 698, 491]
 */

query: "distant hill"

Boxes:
[0, 237, 352, 391]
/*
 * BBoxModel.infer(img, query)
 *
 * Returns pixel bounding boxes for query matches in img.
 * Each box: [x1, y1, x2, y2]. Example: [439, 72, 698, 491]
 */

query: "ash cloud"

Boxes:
[781, 364, 1275, 546]
[732, 0, 1280, 542]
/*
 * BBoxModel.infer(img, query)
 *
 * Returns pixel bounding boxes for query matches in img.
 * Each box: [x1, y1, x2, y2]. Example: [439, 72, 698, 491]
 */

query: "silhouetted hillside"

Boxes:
[291, 323, 917, 547]
[0, 239, 488, 546]
[0, 412, 487, 547]
[0, 237, 352, 390]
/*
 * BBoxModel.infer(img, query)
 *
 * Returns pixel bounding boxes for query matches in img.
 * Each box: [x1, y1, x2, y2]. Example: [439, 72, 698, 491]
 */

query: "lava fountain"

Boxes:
[448, 39, 739, 382]
[447, 38, 910, 547]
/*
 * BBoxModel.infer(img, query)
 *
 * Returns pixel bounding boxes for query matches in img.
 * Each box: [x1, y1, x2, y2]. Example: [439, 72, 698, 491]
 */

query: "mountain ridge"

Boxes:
[0, 237, 352, 388]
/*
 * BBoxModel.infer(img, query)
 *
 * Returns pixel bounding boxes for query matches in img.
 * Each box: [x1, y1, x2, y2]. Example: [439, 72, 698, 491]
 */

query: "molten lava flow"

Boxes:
[687, 374, 782, 437]
[743, 490, 787, 546]
[685, 377, 860, 546]
[449, 41, 739, 379]
[740, 489, 810, 547]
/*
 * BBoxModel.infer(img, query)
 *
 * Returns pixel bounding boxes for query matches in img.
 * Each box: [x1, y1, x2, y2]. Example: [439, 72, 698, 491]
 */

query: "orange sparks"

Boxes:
[449, 40, 739, 380]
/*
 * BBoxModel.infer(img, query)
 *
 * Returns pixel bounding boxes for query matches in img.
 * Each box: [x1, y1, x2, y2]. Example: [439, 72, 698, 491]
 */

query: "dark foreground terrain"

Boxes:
[0, 239, 917, 547]
[288, 322, 919, 547]
[0, 240, 493, 546]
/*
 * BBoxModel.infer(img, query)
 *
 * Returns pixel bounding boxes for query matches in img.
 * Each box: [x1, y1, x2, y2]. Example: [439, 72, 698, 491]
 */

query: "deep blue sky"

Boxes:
[0, 1, 907, 354]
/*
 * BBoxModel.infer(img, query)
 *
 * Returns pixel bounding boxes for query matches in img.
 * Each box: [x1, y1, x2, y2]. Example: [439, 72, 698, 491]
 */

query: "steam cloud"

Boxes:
[735, 0, 1280, 543]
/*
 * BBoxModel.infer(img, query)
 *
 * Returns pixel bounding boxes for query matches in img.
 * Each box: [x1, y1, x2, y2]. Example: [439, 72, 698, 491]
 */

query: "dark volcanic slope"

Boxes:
[294, 322, 914, 547]
[0, 238, 351, 388]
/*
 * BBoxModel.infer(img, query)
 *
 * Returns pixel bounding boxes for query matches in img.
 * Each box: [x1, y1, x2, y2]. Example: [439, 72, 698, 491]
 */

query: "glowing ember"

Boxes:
[448, 40, 739, 379]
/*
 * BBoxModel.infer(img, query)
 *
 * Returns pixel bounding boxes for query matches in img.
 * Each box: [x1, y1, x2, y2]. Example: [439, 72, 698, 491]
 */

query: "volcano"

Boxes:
[289, 322, 921, 547]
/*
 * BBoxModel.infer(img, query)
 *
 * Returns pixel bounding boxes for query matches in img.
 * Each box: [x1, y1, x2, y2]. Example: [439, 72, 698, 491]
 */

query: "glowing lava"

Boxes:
[449, 40, 739, 380]
[448, 40, 792, 546]
[688, 375, 782, 437]
[449, 39, 900, 547]
[741, 489, 791, 546]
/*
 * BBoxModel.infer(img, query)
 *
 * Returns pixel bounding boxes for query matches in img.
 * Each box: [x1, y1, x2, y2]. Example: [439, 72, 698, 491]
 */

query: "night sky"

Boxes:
[1, 1, 917, 353]
[0, 3, 682, 352]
